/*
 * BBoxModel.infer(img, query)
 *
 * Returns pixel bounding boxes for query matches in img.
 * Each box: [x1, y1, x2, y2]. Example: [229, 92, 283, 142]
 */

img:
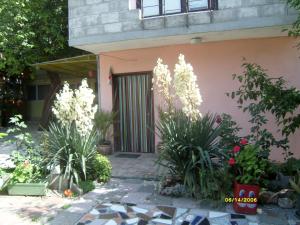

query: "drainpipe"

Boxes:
[96, 54, 101, 110]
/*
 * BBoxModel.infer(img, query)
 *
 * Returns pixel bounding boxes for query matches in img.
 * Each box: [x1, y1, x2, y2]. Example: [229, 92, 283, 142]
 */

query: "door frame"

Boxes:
[112, 71, 155, 153]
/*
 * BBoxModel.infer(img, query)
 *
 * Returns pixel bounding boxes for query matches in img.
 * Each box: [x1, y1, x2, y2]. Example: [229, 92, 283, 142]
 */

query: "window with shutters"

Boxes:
[137, 0, 218, 18]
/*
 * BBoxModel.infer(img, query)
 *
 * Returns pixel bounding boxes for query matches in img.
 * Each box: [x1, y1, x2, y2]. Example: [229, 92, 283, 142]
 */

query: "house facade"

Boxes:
[68, 0, 300, 160]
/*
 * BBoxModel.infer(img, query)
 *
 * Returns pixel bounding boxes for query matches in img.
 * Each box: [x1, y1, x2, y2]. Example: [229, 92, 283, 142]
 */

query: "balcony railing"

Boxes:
[136, 0, 218, 18]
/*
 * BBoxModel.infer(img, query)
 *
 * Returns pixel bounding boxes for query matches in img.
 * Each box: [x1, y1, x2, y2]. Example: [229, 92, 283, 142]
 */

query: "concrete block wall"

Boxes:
[69, 0, 141, 38]
[69, 0, 297, 45]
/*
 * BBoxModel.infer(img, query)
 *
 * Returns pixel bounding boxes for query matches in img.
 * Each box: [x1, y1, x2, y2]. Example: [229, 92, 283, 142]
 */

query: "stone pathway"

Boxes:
[108, 153, 166, 180]
[0, 190, 74, 225]
[49, 178, 300, 225]
[76, 202, 250, 225]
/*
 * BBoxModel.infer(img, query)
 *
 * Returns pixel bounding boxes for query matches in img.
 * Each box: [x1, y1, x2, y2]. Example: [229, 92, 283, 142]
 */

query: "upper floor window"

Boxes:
[137, 0, 218, 18]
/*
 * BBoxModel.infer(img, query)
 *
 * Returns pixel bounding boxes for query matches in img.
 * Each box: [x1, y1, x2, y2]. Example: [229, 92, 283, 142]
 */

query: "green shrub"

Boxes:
[280, 157, 300, 176]
[156, 110, 231, 200]
[79, 180, 95, 194]
[9, 162, 42, 184]
[228, 62, 300, 159]
[89, 154, 112, 183]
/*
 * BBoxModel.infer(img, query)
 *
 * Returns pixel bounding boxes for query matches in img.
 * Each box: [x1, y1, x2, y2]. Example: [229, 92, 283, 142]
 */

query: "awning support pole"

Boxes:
[96, 54, 101, 110]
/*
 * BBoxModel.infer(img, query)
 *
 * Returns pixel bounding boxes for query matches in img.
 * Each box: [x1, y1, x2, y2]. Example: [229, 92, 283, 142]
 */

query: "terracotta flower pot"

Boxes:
[97, 144, 112, 155]
[233, 181, 259, 215]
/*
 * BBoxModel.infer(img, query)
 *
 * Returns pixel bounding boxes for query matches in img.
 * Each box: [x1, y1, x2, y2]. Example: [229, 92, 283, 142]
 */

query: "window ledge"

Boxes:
[142, 9, 214, 20]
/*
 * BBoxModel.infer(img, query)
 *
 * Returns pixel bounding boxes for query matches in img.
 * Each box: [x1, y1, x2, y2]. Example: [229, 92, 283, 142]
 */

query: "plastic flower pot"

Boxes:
[7, 183, 47, 196]
[233, 181, 259, 215]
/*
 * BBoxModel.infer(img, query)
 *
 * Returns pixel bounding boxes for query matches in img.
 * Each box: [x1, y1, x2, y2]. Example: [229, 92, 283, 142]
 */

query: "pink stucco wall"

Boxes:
[99, 37, 300, 161]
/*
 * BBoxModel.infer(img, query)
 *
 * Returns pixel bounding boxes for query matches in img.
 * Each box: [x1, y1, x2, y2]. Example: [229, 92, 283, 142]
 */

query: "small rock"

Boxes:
[257, 208, 263, 214]
[278, 189, 294, 198]
[278, 198, 294, 209]
[260, 191, 278, 204]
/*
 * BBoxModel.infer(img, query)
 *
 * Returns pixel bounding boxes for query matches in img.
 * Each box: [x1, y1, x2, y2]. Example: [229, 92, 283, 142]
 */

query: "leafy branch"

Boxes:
[227, 62, 300, 159]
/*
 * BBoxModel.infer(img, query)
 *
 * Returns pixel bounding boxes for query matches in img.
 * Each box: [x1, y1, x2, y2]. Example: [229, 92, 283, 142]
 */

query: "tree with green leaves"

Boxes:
[0, 0, 86, 127]
[287, 0, 300, 37]
[0, 0, 83, 76]
[228, 62, 300, 160]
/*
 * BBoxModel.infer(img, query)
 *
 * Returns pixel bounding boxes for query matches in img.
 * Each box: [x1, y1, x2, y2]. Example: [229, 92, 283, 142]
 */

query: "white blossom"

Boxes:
[153, 58, 173, 109]
[152, 54, 203, 120]
[52, 79, 97, 136]
[174, 54, 202, 120]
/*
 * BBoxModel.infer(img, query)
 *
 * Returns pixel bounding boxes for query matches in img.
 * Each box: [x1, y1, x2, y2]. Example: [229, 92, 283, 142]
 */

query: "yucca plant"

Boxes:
[44, 122, 98, 188]
[156, 110, 230, 200]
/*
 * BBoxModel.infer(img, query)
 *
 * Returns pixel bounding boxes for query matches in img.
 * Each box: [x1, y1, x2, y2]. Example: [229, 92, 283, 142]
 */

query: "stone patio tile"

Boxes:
[123, 179, 144, 184]
[146, 193, 173, 205]
[152, 218, 172, 224]
[110, 204, 127, 213]
[157, 206, 176, 217]
[172, 197, 198, 208]
[189, 208, 209, 217]
[246, 215, 259, 222]
[48, 199, 96, 225]
[131, 206, 149, 214]
[88, 219, 107, 225]
[121, 192, 152, 204]
[259, 215, 288, 225]
[137, 184, 155, 193]
[175, 208, 188, 218]
[208, 211, 231, 225]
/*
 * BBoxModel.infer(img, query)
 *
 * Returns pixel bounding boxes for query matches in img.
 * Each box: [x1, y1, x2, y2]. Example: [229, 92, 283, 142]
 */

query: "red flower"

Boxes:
[228, 158, 235, 166]
[216, 115, 222, 124]
[240, 138, 248, 145]
[233, 146, 241, 153]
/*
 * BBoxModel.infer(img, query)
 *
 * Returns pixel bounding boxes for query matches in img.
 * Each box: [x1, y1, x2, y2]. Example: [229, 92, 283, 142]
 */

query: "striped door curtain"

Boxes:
[113, 73, 155, 153]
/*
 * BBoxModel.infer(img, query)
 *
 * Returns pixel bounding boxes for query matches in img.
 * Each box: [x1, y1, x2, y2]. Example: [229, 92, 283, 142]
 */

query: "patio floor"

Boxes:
[108, 153, 166, 180]
[50, 178, 300, 225]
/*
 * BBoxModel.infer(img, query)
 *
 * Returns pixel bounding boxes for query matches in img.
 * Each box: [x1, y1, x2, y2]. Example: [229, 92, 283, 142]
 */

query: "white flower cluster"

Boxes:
[153, 58, 173, 107]
[153, 54, 203, 120]
[52, 79, 98, 136]
[174, 54, 202, 120]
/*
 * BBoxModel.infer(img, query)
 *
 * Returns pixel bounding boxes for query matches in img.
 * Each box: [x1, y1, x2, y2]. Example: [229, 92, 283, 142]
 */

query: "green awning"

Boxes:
[32, 54, 97, 76]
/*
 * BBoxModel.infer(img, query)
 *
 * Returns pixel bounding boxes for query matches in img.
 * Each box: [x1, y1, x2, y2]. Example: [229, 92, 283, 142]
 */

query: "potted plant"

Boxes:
[94, 110, 116, 155]
[7, 160, 47, 196]
[228, 139, 268, 214]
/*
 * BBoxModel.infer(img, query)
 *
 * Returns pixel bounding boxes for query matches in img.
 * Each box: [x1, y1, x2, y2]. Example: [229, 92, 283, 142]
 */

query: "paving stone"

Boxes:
[137, 184, 155, 193]
[121, 192, 152, 204]
[172, 198, 198, 208]
[108, 154, 165, 179]
[147, 193, 173, 206]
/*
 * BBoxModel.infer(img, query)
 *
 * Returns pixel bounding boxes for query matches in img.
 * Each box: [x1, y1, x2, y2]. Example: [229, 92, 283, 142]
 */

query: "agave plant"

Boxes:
[44, 122, 98, 188]
[156, 110, 230, 200]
